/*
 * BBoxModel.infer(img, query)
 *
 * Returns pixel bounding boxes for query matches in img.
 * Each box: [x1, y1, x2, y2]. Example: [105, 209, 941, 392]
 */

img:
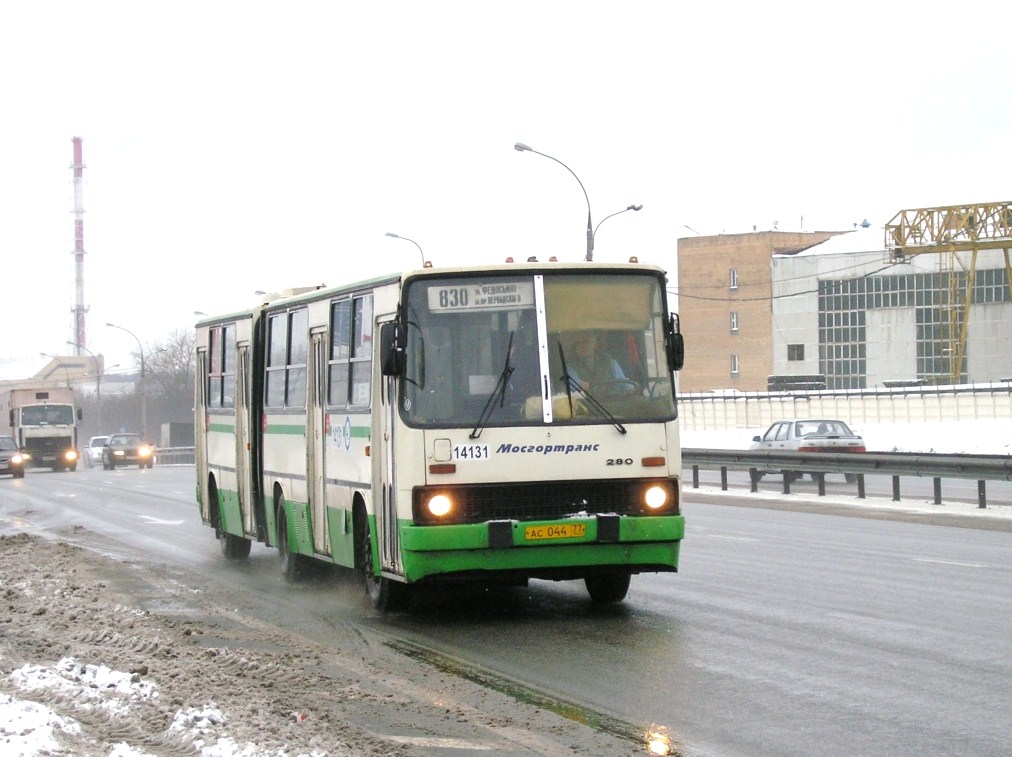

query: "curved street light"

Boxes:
[593, 204, 644, 241]
[106, 322, 147, 438]
[514, 142, 596, 261]
[385, 232, 426, 267]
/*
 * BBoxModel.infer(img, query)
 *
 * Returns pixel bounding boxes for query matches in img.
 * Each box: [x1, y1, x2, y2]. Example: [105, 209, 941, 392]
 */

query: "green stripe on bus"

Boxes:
[265, 424, 306, 435]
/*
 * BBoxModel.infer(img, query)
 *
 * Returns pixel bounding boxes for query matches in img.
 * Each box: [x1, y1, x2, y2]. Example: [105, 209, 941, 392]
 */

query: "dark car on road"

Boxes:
[102, 433, 155, 469]
[0, 435, 27, 478]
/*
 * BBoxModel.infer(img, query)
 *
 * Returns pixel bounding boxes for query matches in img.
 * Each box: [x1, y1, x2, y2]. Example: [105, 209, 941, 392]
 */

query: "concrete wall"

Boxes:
[968, 302, 1012, 381]
[677, 384, 1012, 432]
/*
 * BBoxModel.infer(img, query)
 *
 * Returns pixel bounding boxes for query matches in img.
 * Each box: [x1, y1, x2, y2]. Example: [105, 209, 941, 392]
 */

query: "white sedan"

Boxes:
[750, 419, 866, 481]
[84, 436, 109, 468]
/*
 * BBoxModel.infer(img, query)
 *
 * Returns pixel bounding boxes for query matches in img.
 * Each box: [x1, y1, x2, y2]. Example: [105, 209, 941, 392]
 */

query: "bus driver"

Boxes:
[567, 331, 626, 388]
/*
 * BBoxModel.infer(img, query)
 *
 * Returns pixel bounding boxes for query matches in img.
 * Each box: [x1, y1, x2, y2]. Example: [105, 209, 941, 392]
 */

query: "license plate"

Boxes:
[524, 523, 587, 540]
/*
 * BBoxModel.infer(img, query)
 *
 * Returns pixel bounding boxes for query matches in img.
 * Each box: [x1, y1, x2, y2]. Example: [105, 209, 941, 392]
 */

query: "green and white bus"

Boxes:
[195, 260, 685, 609]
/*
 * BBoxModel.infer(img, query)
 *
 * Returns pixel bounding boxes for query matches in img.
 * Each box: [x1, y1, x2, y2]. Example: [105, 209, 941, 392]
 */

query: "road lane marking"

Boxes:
[911, 557, 986, 568]
[706, 534, 759, 542]
[138, 516, 186, 525]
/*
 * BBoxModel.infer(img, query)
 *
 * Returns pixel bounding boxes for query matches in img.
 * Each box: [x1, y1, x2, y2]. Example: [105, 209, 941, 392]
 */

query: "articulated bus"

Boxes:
[195, 260, 685, 610]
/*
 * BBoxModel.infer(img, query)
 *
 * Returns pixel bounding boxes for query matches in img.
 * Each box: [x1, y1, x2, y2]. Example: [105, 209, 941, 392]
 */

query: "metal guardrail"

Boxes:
[682, 448, 1012, 508]
[154, 446, 195, 466]
[147, 445, 1011, 507]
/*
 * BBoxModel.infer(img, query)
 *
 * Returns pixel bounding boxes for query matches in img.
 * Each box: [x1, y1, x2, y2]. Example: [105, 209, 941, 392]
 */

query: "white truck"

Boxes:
[1, 387, 81, 472]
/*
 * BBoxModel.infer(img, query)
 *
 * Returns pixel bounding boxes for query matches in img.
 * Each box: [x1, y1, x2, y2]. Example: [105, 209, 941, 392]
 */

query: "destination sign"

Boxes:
[428, 281, 535, 312]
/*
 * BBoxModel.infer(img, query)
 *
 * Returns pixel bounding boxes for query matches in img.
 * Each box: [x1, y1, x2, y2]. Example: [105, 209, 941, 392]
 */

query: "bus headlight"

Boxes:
[644, 485, 669, 510]
[64, 449, 79, 462]
[12, 453, 24, 465]
[427, 494, 453, 518]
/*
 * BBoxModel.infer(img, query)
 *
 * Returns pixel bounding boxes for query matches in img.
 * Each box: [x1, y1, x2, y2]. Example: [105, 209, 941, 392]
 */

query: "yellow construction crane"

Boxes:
[885, 201, 1012, 384]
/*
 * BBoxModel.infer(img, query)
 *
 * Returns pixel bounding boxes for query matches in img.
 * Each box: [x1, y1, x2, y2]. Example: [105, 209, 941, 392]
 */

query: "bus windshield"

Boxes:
[400, 271, 676, 428]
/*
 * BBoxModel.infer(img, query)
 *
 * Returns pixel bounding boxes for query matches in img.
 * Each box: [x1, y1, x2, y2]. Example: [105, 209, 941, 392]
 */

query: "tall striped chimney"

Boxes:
[71, 136, 88, 352]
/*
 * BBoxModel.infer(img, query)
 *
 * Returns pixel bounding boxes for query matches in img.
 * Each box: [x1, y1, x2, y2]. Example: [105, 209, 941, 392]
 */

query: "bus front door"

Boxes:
[376, 319, 402, 577]
[309, 331, 329, 555]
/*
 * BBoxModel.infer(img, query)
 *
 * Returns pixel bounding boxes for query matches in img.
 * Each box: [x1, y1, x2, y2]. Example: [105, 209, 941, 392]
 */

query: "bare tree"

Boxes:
[91, 329, 196, 445]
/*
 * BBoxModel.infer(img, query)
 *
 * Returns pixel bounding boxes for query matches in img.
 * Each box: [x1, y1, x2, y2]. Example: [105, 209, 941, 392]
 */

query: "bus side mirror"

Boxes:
[666, 313, 685, 372]
[8, 410, 12, 425]
[380, 321, 406, 376]
[77, 409, 83, 422]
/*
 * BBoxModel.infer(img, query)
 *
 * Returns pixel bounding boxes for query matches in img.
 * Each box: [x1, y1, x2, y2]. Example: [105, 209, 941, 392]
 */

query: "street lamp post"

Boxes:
[384, 233, 426, 267]
[593, 204, 644, 242]
[106, 322, 147, 439]
[67, 341, 104, 434]
[514, 142, 596, 261]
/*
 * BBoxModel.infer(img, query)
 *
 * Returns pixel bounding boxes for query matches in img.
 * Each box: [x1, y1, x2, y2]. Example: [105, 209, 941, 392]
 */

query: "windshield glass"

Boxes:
[0, 437, 17, 451]
[110, 434, 143, 445]
[20, 405, 75, 426]
[400, 271, 676, 428]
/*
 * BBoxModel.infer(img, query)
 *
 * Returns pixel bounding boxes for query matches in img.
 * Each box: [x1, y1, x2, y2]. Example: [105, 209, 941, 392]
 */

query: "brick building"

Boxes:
[676, 230, 840, 392]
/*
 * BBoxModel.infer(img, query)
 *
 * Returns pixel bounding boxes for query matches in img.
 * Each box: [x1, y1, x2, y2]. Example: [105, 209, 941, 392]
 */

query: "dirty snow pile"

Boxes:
[0, 534, 370, 756]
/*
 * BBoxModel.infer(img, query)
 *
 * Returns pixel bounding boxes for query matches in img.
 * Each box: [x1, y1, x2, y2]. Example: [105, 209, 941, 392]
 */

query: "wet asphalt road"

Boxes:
[3, 465, 1010, 756]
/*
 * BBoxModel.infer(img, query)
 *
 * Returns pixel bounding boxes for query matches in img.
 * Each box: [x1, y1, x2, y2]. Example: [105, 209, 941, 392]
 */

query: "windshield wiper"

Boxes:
[470, 332, 515, 439]
[557, 342, 627, 435]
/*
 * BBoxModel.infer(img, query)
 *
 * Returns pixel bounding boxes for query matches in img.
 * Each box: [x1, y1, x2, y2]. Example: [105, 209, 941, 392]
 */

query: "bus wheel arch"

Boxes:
[354, 497, 410, 612]
[207, 473, 221, 530]
[209, 474, 251, 561]
[275, 485, 307, 581]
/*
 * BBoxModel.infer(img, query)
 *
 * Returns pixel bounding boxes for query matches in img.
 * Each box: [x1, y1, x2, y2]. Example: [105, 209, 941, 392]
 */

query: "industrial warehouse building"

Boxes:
[676, 204, 1012, 392]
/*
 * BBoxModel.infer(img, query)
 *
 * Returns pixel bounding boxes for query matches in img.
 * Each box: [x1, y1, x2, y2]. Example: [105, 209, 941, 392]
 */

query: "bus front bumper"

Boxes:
[398, 514, 684, 583]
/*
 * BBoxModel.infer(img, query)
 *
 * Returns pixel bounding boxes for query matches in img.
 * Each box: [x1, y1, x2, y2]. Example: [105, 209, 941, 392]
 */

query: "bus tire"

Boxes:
[210, 479, 252, 561]
[277, 498, 307, 582]
[585, 572, 631, 604]
[360, 514, 410, 612]
[220, 531, 252, 561]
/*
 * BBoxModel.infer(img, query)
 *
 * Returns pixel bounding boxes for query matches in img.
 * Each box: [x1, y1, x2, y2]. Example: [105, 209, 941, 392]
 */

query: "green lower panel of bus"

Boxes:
[398, 514, 684, 582]
[217, 489, 243, 534]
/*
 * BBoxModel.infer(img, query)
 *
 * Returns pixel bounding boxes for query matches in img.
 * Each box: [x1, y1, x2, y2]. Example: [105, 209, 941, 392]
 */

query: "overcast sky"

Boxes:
[3, 1, 1011, 377]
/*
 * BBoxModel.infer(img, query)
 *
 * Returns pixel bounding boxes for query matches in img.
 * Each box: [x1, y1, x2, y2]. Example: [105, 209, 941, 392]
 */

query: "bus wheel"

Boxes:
[211, 481, 252, 561]
[220, 532, 252, 561]
[585, 573, 631, 604]
[277, 498, 307, 582]
[360, 515, 410, 612]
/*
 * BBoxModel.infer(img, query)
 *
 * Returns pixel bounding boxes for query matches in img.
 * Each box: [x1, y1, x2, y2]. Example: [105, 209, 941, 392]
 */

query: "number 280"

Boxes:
[606, 458, 634, 466]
